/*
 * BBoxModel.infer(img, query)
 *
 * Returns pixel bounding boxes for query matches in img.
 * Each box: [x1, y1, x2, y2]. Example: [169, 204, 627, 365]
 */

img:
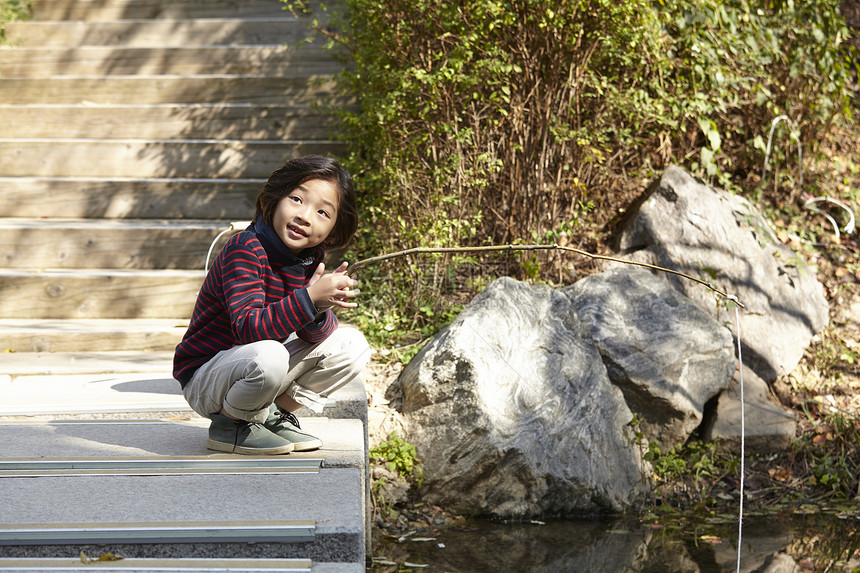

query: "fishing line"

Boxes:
[204, 221, 250, 274]
[729, 295, 746, 573]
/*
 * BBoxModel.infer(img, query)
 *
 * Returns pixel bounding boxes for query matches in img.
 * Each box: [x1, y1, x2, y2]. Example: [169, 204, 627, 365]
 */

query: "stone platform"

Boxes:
[0, 353, 369, 572]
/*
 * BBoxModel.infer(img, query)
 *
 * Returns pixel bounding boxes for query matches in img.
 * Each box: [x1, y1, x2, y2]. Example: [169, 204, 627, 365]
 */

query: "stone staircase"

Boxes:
[0, 0, 367, 570]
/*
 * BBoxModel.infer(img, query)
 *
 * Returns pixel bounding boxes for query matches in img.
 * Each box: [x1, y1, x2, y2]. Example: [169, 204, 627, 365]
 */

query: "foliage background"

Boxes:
[289, 0, 858, 351]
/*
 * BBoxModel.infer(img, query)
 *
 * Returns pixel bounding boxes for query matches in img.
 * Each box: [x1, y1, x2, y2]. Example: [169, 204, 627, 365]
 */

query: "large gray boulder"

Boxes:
[390, 166, 824, 516]
[397, 277, 643, 518]
[567, 267, 735, 447]
[616, 165, 829, 383]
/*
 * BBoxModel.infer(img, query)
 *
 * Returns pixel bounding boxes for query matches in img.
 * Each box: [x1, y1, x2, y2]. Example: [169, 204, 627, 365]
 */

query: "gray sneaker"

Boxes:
[207, 412, 295, 455]
[264, 406, 323, 452]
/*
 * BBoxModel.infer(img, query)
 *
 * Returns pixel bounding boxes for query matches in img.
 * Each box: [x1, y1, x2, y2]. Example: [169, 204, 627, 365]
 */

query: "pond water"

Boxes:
[373, 511, 860, 572]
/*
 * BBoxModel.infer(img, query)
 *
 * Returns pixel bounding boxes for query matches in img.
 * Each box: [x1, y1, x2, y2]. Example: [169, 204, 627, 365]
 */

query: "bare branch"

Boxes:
[349, 243, 745, 308]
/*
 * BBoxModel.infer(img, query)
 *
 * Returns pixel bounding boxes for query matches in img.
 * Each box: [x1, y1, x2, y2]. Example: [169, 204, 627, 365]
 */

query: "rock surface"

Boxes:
[567, 267, 735, 448]
[616, 165, 829, 382]
[702, 369, 797, 451]
[396, 278, 643, 518]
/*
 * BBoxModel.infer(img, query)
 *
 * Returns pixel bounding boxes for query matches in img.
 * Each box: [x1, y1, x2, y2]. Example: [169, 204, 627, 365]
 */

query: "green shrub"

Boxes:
[369, 431, 424, 486]
[643, 439, 740, 509]
[797, 404, 860, 497]
[289, 0, 857, 347]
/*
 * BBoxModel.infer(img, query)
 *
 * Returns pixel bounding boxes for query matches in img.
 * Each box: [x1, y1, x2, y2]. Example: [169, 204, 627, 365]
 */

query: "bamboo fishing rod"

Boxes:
[349, 243, 745, 309]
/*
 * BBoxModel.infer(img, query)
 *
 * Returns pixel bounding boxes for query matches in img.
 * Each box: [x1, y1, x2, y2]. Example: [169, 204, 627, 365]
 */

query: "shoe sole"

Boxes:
[290, 438, 323, 452]
[206, 438, 294, 455]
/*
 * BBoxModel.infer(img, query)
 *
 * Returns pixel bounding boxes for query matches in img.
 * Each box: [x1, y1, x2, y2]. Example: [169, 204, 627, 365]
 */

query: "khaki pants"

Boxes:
[182, 326, 371, 423]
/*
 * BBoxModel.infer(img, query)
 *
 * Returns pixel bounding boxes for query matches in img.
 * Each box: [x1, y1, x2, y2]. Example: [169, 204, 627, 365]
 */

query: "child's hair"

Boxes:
[255, 155, 358, 250]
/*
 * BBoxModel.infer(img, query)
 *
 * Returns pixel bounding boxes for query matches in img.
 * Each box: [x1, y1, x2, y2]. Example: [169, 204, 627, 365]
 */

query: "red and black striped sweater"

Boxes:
[173, 221, 337, 387]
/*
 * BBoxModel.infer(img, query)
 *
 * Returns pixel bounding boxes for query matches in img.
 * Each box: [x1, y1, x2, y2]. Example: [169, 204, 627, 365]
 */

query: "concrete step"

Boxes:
[0, 362, 368, 563]
[0, 369, 370, 558]
[0, 139, 345, 178]
[0, 319, 187, 353]
[0, 370, 189, 417]
[0, 177, 261, 219]
[0, 558, 365, 572]
[1, 350, 176, 378]
[0, 103, 338, 139]
[0, 560, 362, 572]
[0, 417, 366, 560]
[0, 46, 338, 77]
[31, 0, 293, 21]
[0, 371, 369, 533]
[0, 218, 242, 269]
[0, 520, 319, 544]
[4, 18, 318, 47]
[0, 418, 365, 467]
[0, 270, 200, 319]
[0, 75, 344, 105]
[0, 469, 364, 561]
[0, 355, 368, 425]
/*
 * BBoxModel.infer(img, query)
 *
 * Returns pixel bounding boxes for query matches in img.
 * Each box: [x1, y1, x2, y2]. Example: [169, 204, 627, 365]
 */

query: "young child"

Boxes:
[173, 155, 371, 455]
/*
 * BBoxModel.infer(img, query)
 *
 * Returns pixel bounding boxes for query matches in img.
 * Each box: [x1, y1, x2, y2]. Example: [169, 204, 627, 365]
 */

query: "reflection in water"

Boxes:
[374, 513, 860, 572]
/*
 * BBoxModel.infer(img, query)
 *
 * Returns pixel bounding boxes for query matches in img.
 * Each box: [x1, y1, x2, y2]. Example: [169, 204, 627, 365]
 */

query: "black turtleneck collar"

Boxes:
[250, 217, 319, 268]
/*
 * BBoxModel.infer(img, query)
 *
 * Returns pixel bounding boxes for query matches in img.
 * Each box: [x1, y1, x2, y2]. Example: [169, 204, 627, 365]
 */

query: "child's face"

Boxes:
[272, 178, 339, 254]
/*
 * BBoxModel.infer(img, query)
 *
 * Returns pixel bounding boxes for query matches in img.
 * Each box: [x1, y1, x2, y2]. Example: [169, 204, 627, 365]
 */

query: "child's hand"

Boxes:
[306, 261, 360, 310]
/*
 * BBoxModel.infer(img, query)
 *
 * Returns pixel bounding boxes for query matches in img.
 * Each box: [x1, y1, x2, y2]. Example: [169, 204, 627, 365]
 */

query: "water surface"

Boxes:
[373, 512, 860, 572]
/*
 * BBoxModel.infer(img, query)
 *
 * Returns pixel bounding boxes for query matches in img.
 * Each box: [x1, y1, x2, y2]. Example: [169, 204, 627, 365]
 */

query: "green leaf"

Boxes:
[701, 147, 717, 176]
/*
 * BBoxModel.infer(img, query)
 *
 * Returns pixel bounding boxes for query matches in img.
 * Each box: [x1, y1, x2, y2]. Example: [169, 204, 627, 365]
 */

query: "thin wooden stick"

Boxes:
[349, 243, 745, 308]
